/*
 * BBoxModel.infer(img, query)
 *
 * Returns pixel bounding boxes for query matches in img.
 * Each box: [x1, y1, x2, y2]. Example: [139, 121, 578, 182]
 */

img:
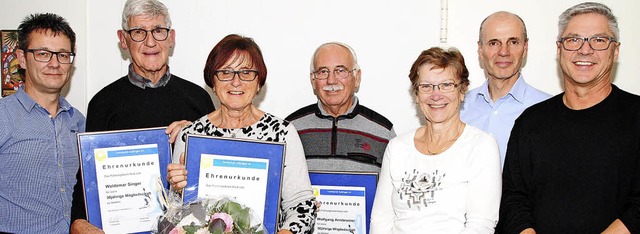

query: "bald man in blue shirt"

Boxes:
[461, 11, 550, 168]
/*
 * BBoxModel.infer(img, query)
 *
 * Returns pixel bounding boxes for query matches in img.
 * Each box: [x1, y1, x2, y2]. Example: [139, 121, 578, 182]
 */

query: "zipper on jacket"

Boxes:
[331, 117, 337, 156]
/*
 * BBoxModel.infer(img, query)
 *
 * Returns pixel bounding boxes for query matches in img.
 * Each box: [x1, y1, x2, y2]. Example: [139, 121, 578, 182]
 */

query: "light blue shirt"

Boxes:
[0, 87, 85, 233]
[461, 75, 550, 168]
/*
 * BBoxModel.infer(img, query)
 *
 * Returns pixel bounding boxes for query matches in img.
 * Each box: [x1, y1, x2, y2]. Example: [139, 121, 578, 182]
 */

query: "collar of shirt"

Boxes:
[14, 86, 76, 117]
[476, 74, 528, 105]
[126, 63, 171, 89]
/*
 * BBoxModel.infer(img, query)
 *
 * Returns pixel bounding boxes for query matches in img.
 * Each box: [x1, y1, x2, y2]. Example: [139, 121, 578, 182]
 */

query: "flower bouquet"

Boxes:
[154, 182, 266, 234]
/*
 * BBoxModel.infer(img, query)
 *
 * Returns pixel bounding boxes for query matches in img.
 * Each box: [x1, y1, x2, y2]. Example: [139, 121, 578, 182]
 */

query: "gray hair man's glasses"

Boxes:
[311, 66, 356, 80]
[126, 27, 170, 42]
[25, 49, 75, 64]
[214, 69, 259, 82]
[558, 36, 617, 51]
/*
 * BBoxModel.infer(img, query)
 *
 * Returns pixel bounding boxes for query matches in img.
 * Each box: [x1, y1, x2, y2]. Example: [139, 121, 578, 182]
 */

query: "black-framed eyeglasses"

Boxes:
[558, 36, 617, 51]
[214, 69, 259, 82]
[25, 49, 75, 64]
[126, 27, 171, 42]
[311, 66, 356, 80]
[417, 82, 460, 93]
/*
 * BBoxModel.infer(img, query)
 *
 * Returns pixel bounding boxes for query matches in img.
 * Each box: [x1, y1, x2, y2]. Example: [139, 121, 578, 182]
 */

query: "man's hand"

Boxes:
[166, 120, 191, 143]
[602, 219, 630, 234]
[70, 219, 104, 234]
[520, 228, 536, 234]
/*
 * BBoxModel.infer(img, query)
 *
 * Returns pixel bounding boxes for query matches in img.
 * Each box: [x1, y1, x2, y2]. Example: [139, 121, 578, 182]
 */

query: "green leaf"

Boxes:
[234, 207, 251, 229]
[222, 201, 243, 214]
[182, 222, 202, 234]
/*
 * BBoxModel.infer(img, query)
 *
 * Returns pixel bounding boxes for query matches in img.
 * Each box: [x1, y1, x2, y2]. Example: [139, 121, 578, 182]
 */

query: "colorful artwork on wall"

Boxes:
[1, 30, 24, 97]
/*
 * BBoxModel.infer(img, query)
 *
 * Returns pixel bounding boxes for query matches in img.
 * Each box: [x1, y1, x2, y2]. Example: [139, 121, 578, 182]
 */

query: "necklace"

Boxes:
[425, 124, 464, 155]
[218, 112, 258, 138]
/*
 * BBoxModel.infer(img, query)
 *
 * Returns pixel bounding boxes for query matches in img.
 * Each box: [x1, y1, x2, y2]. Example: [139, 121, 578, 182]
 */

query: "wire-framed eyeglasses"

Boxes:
[558, 36, 617, 51]
[311, 66, 356, 80]
[25, 49, 75, 64]
[126, 27, 171, 42]
[214, 69, 259, 82]
[417, 82, 460, 93]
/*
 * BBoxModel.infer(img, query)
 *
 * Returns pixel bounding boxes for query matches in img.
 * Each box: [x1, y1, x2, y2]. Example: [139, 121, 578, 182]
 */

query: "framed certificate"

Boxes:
[309, 171, 378, 234]
[77, 127, 171, 234]
[184, 134, 285, 234]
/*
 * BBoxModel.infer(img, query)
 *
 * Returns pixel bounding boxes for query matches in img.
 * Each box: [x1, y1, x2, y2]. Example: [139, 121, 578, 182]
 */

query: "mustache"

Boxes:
[322, 85, 344, 92]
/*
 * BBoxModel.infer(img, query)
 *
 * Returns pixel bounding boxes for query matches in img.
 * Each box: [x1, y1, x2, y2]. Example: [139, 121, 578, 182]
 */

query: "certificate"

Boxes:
[309, 171, 378, 234]
[184, 134, 285, 234]
[77, 127, 171, 234]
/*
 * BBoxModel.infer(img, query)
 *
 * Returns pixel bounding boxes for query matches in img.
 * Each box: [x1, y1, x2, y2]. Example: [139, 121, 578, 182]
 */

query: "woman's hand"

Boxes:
[167, 153, 187, 191]
[277, 230, 293, 234]
[166, 120, 191, 143]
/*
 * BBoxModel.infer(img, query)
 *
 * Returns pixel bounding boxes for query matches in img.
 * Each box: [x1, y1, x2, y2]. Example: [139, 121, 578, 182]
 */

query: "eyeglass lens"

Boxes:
[27, 49, 74, 64]
[313, 67, 352, 79]
[128, 28, 170, 42]
[562, 37, 614, 51]
[215, 70, 258, 81]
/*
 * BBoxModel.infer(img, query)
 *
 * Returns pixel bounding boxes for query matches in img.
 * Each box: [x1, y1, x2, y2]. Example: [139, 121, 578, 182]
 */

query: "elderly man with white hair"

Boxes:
[286, 42, 395, 173]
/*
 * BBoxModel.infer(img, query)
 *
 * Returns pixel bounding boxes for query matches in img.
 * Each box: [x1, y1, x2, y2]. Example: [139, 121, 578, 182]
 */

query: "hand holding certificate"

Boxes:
[309, 171, 378, 234]
[183, 134, 285, 234]
[77, 127, 172, 234]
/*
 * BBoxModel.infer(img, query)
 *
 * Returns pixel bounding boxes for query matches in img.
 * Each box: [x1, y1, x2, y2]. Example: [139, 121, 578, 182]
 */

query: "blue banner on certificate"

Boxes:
[309, 171, 378, 234]
[77, 127, 171, 234]
[184, 134, 285, 234]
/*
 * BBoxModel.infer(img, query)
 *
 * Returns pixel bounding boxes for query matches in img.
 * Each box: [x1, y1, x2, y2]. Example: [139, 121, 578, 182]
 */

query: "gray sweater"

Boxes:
[286, 97, 395, 173]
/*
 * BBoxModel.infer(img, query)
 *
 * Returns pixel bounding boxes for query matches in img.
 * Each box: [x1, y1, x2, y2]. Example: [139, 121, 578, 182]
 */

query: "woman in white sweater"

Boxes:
[370, 47, 501, 233]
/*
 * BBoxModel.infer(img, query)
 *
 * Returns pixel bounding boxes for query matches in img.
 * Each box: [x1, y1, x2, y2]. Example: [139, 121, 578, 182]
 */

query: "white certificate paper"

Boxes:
[197, 154, 269, 217]
[312, 185, 367, 234]
[93, 144, 163, 234]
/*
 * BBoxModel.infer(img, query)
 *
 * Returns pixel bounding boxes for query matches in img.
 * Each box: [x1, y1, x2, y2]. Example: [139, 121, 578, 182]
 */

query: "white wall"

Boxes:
[3, 0, 639, 135]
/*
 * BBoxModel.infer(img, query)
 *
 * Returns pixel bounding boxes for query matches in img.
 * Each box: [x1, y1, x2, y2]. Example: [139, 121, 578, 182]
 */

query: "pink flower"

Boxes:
[210, 212, 234, 233]
[168, 227, 184, 234]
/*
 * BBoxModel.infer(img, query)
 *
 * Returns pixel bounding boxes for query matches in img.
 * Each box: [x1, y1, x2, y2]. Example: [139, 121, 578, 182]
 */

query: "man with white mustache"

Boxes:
[499, 2, 640, 233]
[323, 84, 343, 92]
[286, 42, 395, 173]
[461, 11, 550, 168]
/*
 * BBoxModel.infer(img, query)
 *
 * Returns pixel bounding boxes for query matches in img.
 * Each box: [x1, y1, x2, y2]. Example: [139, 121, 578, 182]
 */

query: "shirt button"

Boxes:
[493, 111, 498, 115]
[60, 187, 65, 192]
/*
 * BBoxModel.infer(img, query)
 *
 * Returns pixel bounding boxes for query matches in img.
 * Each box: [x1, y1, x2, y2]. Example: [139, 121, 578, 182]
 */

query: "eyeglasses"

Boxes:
[417, 82, 460, 93]
[311, 66, 356, 80]
[558, 36, 617, 51]
[126, 27, 171, 42]
[25, 49, 75, 64]
[214, 69, 259, 82]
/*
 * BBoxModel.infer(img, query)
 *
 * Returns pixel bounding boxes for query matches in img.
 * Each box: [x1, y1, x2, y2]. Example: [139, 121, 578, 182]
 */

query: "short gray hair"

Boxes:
[558, 2, 619, 40]
[121, 0, 171, 30]
[310, 42, 360, 73]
